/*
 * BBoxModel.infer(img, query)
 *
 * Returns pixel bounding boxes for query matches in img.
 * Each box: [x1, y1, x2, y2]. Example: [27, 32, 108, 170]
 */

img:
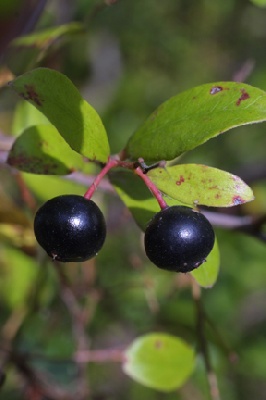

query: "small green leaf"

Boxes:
[7, 125, 83, 175]
[125, 82, 266, 162]
[12, 22, 84, 49]
[9, 68, 110, 162]
[147, 164, 254, 207]
[191, 239, 220, 288]
[109, 170, 184, 231]
[123, 333, 195, 392]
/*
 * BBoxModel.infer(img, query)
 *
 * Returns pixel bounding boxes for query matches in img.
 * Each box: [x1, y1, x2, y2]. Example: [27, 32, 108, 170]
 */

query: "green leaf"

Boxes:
[0, 0, 20, 15]
[7, 125, 83, 175]
[12, 22, 84, 49]
[9, 68, 110, 162]
[123, 333, 195, 392]
[191, 239, 220, 288]
[250, 0, 266, 7]
[109, 169, 184, 231]
[0, 246, 38, 309]
[12, 100, 50, 136]
[23, 173, 88, 202]
[125, 82, 266, 162]
[147, 164, 254, 207]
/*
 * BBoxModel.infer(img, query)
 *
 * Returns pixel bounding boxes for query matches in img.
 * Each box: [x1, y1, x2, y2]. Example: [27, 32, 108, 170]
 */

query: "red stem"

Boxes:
[134, 166, 168, 210]
[84, 158, 118, 199]
[84, 157, 168, 211]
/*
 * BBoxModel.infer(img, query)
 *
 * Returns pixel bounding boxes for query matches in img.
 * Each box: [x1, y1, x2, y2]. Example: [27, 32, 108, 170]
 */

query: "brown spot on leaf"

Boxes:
[236, 89, 250, 106]
[8, 153, 61, 174]
[232, 195, 244, 205]
[210, 86, 223, 95]
[176, 175, 185, 186]
[22, 84, 43, 106]
[155, 340, 163, 349]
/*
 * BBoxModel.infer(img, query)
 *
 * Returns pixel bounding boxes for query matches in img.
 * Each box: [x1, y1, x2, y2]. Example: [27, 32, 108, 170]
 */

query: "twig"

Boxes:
[9, 351, 75, 400]
[56, 263, 90, 399]
[202, 211, 253, 228]
[192, 280, 221, 400]
[204, 313, 238, 364]
[134, 166, 168, 209]
[74, 348, 125, 363]
[0, 345, 125, 365]
[232, 59, 255, 82]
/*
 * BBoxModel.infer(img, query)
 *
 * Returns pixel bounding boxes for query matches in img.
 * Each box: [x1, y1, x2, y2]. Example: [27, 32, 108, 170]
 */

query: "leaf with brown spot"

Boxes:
[147, 164, 254, 207]
[123, 333, 195, 392]
[7, 125, 83, 175]
[9, 68, 110, 163]
[125, 81, 266, 162]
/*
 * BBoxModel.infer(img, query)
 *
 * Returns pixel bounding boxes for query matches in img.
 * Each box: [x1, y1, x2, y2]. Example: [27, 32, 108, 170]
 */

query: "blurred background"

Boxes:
[0, 0, 266, 399]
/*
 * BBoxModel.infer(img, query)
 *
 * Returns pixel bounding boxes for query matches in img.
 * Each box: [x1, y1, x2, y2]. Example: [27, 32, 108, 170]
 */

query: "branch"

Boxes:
[74, 348, 125, 363]
[192, 280, 221, 400]
[203, 211, 266, 243]
[56, 263, 90, 399]
[9, 350, 75, 400]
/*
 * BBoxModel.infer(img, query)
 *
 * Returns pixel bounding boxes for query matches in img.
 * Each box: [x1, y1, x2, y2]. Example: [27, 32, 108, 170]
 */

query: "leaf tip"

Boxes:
[233, 195, 244, 205]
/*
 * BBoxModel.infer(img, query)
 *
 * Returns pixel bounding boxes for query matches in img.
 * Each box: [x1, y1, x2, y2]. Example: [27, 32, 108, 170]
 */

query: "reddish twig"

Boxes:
[134, 166, 168, 210]
[84, 157, 118, 199]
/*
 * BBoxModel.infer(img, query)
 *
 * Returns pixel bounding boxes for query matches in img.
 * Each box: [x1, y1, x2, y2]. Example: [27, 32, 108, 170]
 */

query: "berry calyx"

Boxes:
[144, 206, 215, 273]
[34, 195, 106, 262]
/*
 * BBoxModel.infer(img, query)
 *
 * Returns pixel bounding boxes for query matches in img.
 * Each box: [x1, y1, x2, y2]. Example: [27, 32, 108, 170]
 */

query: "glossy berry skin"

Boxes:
[144, 206, 215, 273]
[34, 195, 106, 262]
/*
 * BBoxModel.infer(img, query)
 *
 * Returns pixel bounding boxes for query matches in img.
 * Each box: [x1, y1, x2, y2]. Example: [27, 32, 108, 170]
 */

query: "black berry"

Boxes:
[144, 206, 215, 273]
[34, 195, 106, 262]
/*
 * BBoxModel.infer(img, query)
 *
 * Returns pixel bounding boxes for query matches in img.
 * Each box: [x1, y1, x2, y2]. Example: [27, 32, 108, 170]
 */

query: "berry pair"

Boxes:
[34, 195, 215, 272]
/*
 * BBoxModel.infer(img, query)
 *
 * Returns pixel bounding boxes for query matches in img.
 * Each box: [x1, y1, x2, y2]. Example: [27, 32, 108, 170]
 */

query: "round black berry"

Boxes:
[144, 206, 215, 273]
[34, 195, 106, 262]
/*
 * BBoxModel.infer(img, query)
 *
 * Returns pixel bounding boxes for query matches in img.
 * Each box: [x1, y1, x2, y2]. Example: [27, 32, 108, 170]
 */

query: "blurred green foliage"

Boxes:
[0, 0, 266, 399]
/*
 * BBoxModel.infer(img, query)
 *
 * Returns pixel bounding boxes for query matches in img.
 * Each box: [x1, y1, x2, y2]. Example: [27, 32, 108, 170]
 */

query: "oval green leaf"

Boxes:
[191, 238, 220, 288]
[147, 164, 254, 207]
[123, 333, 195, 392]
[125, 82, 266, 162]
[7, 125, 83, 174]
[9, 68, 110, 162]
